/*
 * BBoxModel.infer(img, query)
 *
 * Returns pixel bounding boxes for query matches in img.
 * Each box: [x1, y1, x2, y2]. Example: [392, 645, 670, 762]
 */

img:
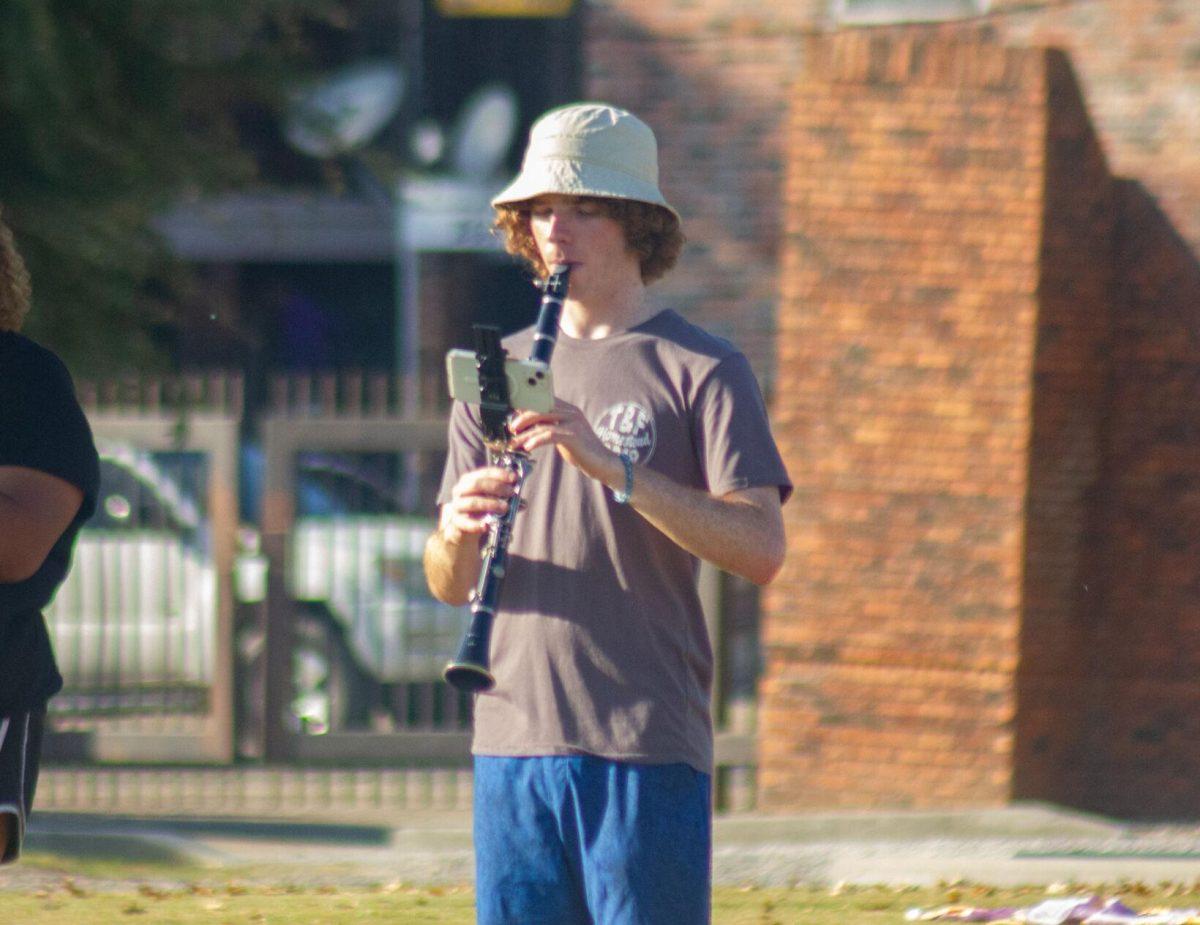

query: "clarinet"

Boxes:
[443, 264, 570, 693]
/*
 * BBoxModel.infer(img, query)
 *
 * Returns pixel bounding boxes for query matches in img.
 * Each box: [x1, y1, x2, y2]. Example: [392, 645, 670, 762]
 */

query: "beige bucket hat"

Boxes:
[491, 102, 679, 221]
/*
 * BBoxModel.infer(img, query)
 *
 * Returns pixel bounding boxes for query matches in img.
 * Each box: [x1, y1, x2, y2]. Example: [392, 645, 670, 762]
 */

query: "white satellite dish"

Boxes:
[285, 61, 405, 159]
[448, 83, 519, 178]
[409, 118, 446, 167]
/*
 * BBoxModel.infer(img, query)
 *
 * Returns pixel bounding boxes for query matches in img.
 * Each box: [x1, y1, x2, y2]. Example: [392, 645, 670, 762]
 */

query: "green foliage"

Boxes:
[0, 0, 344, 376]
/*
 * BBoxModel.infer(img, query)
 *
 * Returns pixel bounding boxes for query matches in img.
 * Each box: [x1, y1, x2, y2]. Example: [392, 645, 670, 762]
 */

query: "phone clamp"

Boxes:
[473, 324, 513, 447]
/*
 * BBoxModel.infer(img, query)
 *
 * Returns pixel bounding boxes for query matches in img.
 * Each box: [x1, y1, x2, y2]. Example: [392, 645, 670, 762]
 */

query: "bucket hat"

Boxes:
[491, 102, 679, 221]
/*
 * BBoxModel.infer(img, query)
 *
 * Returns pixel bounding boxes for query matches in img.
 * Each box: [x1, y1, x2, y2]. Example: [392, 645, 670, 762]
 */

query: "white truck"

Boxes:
[45, 443, 465, 730]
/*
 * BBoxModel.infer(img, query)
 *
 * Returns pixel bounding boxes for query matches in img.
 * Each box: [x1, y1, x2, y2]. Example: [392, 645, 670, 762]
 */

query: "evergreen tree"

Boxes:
[0, 0, 345, 376]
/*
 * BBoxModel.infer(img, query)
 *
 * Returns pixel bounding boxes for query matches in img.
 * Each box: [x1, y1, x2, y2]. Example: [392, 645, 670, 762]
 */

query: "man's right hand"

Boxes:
[437, 466, 518, 546]
[426, 466, 518, 604]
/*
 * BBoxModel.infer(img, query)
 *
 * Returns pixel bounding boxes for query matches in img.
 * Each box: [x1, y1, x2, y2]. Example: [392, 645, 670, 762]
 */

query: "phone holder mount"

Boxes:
[472, 324, 513, 448]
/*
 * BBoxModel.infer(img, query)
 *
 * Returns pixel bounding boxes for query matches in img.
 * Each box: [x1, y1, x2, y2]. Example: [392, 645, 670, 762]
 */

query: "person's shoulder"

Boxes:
[0, 331, 72, 385]
[641, 310, 742, 365]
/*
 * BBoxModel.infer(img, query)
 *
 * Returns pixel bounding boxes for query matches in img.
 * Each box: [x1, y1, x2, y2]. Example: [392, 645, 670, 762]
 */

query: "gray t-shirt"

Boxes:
[437, 309, 791, 773]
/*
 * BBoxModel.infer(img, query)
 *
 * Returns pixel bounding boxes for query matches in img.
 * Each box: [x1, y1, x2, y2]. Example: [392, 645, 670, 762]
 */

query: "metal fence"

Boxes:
[252, 372, 468, 765]
[41, 371, 760, 810]
[45, 374, 241, 764]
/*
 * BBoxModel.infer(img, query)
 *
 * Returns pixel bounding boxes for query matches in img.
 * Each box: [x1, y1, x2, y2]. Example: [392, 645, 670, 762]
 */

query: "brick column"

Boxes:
[763, 35, 1052, 808]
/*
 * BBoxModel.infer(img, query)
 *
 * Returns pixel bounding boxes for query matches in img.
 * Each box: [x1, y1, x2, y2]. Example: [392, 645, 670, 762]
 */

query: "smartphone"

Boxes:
[445, 349, 555, 413]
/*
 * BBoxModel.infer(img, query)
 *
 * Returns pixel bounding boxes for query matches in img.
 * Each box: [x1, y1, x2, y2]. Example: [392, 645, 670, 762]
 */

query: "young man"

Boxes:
[424, 103, 791, 924]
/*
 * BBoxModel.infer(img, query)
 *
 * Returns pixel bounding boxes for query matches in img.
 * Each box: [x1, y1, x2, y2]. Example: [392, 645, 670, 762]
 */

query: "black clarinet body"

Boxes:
[443, 265, 570, 693]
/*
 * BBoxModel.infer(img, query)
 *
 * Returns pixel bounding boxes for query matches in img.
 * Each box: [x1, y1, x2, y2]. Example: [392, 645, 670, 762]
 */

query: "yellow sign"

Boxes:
[435, 0, 573, 17]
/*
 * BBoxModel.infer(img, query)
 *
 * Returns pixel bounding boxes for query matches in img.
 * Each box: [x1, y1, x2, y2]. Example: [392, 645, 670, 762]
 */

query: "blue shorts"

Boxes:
[473, 755, 711, 925]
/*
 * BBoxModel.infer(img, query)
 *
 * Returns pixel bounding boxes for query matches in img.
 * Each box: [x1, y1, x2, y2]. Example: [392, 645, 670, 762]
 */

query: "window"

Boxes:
[832, 0, 990, 25]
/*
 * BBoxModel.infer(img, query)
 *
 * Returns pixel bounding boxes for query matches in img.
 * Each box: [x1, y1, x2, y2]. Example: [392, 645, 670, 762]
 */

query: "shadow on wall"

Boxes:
[1014, 48, 1117, 815]
[1006, 47, 1200, 821]
[1083, 178, 1200, 820]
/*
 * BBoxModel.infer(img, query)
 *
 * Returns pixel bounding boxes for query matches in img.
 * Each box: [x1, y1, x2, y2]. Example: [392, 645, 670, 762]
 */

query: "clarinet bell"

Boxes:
[443, 608, 497, 693]
[443, 659, 495, 693]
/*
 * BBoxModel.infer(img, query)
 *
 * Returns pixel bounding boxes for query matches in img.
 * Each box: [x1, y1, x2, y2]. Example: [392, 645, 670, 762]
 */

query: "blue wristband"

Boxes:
[613, 453, 634, 504]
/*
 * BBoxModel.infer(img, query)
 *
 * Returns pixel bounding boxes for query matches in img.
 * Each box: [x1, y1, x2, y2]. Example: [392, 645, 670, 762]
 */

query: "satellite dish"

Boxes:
[448, 83, 519, 178]
[285, 61, 405, 159]
[409, 118, 446, 167]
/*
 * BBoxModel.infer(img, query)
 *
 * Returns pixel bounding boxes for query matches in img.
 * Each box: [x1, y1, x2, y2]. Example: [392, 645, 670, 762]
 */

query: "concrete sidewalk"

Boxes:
[18, 803, 1200, 888]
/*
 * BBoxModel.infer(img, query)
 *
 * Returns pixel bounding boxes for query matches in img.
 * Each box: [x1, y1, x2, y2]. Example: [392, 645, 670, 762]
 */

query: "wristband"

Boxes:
[613, 452, 634, 504]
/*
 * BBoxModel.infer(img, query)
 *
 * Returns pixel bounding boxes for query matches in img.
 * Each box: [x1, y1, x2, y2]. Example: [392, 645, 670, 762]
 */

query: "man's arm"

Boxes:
[423, 526, 480, 607]
[605, 465, 784, 586]
[510, 401, 786, 586]
[0, 465, 84, 583]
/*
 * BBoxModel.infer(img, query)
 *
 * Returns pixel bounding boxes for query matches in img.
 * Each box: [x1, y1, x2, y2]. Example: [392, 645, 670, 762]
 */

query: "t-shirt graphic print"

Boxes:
[593, 401, 656, 463]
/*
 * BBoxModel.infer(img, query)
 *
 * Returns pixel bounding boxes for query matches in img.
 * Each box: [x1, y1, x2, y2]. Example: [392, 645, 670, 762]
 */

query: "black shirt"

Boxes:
[0, 332, 99, 713]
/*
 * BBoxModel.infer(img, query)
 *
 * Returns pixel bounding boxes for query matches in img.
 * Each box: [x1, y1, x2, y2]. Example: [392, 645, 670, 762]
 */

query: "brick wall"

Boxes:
[994, 0, 1200, 252]
[1076, 178, 1200, 817]
[584, 3, 1200, 393]
[584, 5, 803, 393]
[582, 1, 1200, 816]
[762, 34, 1200, 815]
[763, 33, 1046, 808]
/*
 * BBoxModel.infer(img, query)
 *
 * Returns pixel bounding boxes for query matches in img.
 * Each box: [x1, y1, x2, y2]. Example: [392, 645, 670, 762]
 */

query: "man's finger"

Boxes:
[510, 410, 564, 433]
[472, 466, 516, 483]
[450, 516, 491, 535]
[459, 496, 509, 514]
[454, 470, 516, 498]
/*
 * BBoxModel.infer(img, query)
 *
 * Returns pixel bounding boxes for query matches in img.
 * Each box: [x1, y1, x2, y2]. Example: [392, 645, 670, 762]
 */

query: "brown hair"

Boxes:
[0, 209, 31, 333]
[493, 196, 684, 284]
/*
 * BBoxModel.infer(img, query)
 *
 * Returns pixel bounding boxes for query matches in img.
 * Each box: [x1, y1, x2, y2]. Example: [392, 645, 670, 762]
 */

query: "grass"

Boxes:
[1, 886, 475, 924]
[9, 882, 1200, 924]
[8, 852, 1200, 923]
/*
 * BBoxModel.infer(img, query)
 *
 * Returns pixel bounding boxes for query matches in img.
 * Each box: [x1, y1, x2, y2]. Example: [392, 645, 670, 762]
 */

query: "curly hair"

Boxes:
[493, 196, 684, 284]
[0, 209, 31, 333]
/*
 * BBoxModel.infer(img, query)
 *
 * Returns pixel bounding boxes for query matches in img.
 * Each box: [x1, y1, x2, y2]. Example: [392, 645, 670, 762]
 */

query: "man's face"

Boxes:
[528, 195, 641, 300]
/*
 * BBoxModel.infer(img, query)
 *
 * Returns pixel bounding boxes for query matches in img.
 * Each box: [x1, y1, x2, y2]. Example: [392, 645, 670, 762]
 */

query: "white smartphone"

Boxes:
[445, 349, 555, 413]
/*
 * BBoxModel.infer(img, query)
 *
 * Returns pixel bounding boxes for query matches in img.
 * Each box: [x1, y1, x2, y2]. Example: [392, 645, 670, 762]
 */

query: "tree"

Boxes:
[0, 0, 346, 376]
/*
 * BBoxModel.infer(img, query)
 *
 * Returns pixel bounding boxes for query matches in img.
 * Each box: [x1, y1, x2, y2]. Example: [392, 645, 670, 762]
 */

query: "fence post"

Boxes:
[261, 416, 298, 762]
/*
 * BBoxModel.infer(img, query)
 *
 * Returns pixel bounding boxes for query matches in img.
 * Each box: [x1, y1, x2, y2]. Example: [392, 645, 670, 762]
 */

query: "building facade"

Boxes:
[580, 0, 1200, 817]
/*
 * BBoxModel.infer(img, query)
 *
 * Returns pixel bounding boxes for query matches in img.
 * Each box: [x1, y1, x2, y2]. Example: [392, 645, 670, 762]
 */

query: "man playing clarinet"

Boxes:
[424, 102, 792, 925]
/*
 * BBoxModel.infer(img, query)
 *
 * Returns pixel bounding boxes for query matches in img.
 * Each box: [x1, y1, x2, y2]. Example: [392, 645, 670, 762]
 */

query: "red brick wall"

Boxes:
[762, 33, 1046, 808]
[583, 7, 801, 393]
[585, 0, 1200, 283]
[965, 18, 1200, 763]
[994, 0, 1200, 253]
[581, 2, 1200, 816]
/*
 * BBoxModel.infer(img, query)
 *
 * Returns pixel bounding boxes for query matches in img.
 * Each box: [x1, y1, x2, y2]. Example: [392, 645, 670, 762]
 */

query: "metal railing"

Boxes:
[42, 370, 761, 811]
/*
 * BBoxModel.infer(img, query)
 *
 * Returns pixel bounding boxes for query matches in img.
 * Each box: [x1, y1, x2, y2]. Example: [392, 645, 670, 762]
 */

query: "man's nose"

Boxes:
[545, 212, 571, 240]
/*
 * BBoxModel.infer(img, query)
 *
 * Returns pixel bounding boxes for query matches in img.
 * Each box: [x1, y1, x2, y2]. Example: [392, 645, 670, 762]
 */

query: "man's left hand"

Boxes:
[508, 399, 621, 486]
[510, 400, 785, 585]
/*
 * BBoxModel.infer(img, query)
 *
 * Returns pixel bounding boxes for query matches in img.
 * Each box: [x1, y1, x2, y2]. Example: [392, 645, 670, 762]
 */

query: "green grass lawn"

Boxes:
[8, 883, 1200, 924]
[7, 852, 1200, 923]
